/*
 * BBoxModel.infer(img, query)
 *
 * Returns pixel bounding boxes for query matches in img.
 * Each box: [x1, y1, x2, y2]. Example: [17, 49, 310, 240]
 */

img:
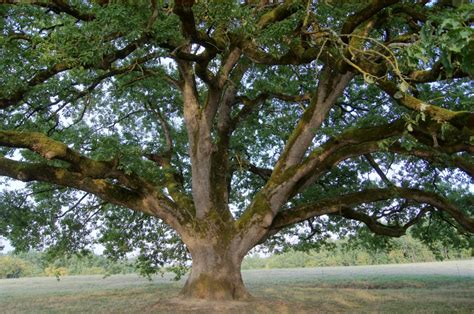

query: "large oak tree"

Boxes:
[0, 0, 473, 300]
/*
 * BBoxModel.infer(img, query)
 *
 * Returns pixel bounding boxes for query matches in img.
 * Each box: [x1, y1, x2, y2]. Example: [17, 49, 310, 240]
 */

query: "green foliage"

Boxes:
[0, 251, 135, 278]
[401, 4, 474, 77]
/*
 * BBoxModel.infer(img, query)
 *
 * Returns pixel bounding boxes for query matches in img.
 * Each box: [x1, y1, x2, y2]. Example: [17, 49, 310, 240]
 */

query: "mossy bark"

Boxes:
[179, 244, 251, 301]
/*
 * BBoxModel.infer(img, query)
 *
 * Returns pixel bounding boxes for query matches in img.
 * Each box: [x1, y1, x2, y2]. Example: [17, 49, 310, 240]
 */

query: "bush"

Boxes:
[44, 266, 69, 278]
[0, 256, 35, 278]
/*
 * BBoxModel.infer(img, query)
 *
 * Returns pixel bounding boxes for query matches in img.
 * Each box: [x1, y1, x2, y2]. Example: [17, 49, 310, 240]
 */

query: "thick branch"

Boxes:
[0, 63, 70, 110]
[2, 0, 96, 21]
[0, 130, 115, 178]
[0, 130, 196, 231]
[247, 164, 273, 181]
[270, 187, 474, 234]
[387, 144, 474, 179]
[0, 156, 186, 231]
[242, 41, 329, 65]
[274, 119, 405, 199]
[176, 58, 215, 218]
[173, 0, 223, 52]
[256, 1, 299, 30]
[231, 91, 311, 131]
[273, 67, 354, 173]
[0, 129, 190, 217]
[297, 118, 473, 193]
[341, 0, 400, 41]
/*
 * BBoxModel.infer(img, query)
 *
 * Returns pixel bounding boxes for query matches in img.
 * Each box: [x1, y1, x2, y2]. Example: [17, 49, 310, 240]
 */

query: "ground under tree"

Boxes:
[0, 0, 473, 301]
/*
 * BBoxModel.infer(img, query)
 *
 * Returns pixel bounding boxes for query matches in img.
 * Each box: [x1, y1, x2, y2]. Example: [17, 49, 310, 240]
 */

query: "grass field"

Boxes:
[1, 260, 473, 313]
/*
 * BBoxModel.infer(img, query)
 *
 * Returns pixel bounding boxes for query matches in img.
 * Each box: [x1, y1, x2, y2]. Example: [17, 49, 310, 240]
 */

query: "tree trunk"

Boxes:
[180, 244, 252, 300]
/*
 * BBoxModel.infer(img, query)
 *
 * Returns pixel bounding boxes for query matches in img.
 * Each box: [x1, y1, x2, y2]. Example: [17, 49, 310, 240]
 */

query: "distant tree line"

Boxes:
[242, 236, 472, 270]
[0, 251, 134, 279]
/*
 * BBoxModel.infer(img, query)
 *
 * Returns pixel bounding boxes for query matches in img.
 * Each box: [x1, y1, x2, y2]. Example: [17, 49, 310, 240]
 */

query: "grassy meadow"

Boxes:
[0, 260, 473, 313]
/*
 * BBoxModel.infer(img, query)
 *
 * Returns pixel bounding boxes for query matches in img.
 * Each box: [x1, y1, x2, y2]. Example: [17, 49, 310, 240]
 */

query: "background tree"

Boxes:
[0, 0, 473, 300]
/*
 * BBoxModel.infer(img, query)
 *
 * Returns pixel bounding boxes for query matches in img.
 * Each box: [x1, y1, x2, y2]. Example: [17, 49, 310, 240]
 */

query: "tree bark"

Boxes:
[180, 243, 251, 300]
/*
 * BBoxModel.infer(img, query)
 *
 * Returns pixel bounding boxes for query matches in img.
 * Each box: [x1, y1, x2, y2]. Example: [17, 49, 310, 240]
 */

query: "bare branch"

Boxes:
[364, 154, 393, 186]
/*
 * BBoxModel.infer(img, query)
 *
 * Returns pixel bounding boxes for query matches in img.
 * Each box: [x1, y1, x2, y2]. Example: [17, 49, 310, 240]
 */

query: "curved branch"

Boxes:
[0, 156, 151, 215]
[269, 117, 473, 211]
[2, 0, 96, 21]
[173, 0, 223, 54]
[274, 119, 405, 195]
[387, 144, 474, 179]
[0, 63, 70, 110]
[0, 130, 194, 225]
[335, 205, 430, 237]
[0, 130, 115, 178]
[270, 187, 474, 234]
[242, 41, 329, 65]
[0, 154, 189, 232]
[145, 101, 194, 212]
[256, 1, 300, 30]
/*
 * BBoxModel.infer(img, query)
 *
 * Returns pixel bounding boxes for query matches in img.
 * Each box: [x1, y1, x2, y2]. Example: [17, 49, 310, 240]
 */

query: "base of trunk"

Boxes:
[180, 273, 252, 300]
[179, 246, 252, 301]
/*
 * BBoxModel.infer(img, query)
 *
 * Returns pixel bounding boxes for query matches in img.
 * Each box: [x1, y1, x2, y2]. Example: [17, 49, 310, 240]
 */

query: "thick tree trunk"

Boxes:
[180, 244, 252, 300]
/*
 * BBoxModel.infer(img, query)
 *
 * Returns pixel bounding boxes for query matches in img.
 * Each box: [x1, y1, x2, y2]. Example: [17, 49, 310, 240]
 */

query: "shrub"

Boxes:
[44, 266, 69, 278]
[0, 256, 34, 278]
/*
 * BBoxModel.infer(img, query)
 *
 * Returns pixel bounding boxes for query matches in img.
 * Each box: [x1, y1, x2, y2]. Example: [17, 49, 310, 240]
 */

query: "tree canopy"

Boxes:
[0, 0, 473, 300]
